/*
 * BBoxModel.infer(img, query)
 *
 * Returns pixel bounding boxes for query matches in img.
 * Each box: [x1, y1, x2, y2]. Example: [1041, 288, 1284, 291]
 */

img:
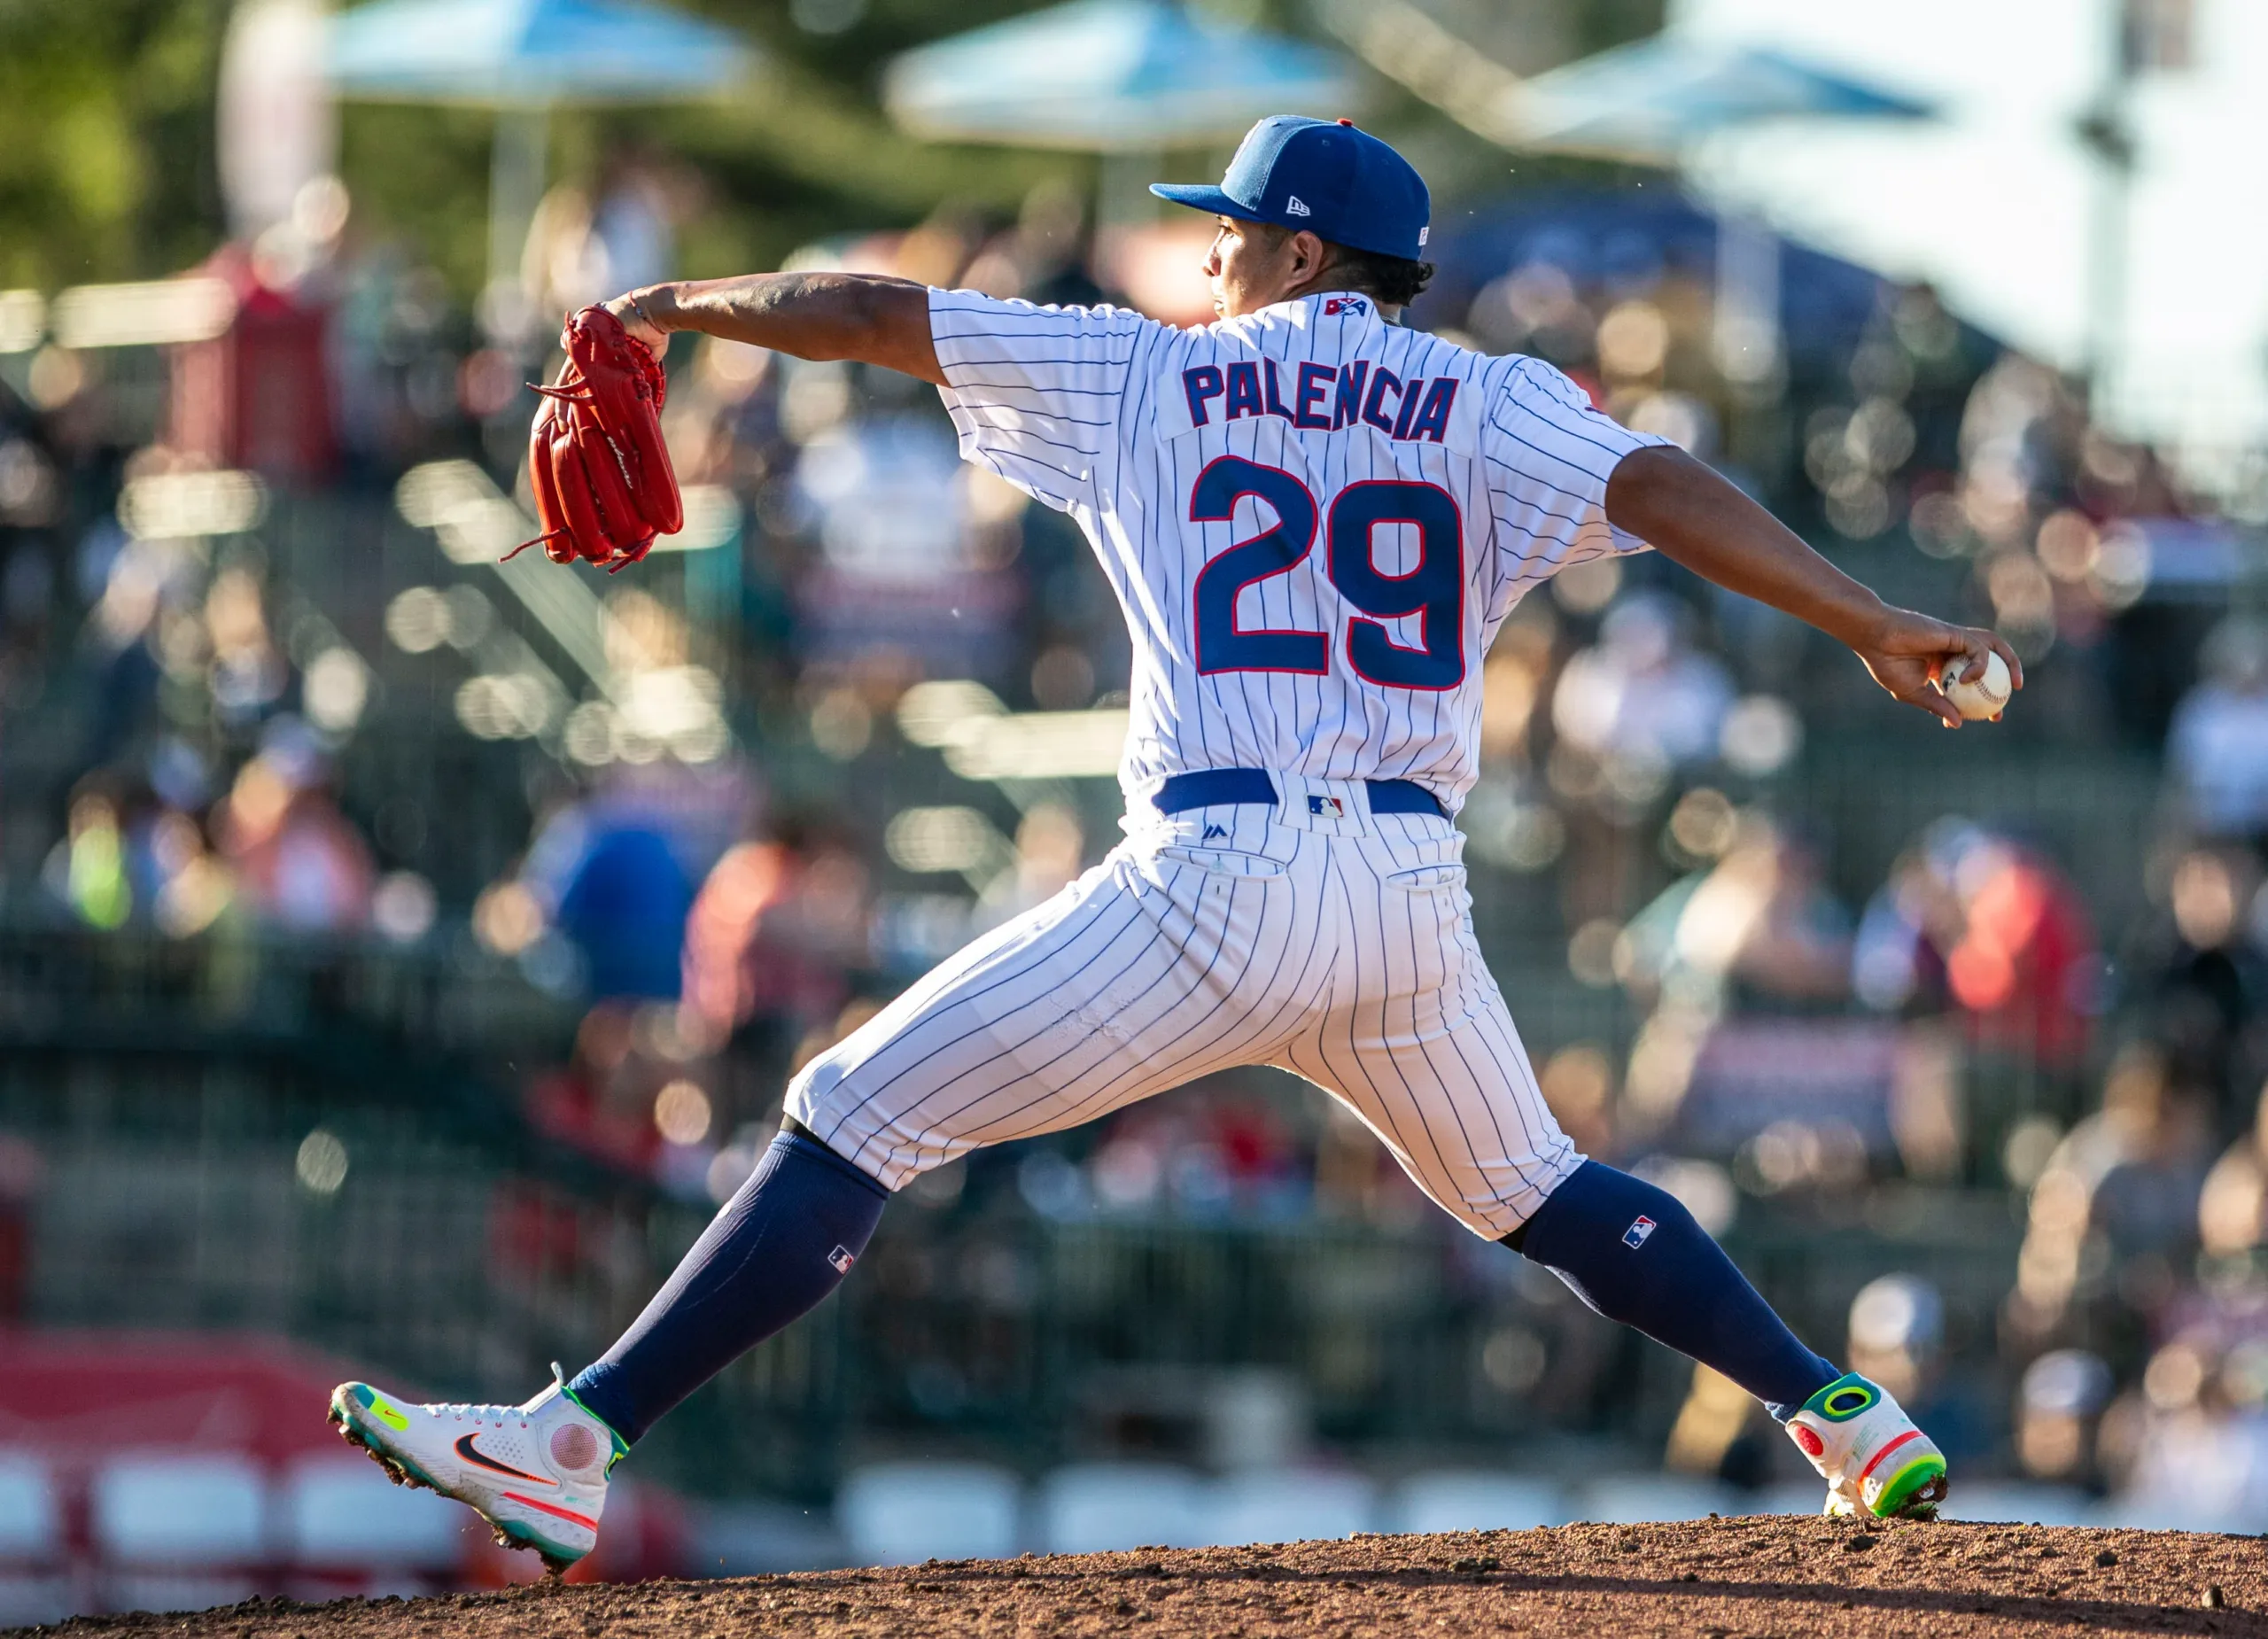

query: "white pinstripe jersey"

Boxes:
[929, 288, 1667, 814]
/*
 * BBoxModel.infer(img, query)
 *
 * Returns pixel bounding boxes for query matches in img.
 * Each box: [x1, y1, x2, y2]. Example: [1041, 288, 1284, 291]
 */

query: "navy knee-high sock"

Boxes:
[1510, 1161, 1837, 1420]
[568, 1130, 887, 1444]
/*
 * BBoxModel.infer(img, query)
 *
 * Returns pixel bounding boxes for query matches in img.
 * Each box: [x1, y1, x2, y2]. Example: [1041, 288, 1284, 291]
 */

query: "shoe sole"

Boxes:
[327, 1387, 585, 1576]
[1873, 1458, 1949, 1520]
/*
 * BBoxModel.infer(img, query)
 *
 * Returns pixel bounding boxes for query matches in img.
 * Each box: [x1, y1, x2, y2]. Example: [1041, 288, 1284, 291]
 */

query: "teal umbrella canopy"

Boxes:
[1511, 36, 1932, 163]
[883, 0, 1362, 153]
[328, 0, 754, 108]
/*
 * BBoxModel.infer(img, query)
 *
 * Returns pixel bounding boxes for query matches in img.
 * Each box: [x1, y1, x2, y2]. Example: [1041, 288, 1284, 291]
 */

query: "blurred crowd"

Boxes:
[2, 165, 2265, 1510]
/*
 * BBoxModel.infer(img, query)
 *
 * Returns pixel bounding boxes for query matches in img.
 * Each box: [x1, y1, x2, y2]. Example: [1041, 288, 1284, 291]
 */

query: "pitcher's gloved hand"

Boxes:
[510, 305, 681, 572]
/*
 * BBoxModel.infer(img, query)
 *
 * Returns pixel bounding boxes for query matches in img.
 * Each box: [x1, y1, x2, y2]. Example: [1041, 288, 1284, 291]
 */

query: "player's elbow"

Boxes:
[1600, 443, 1702, 536]
[806, 276, 943, 384]
[829, 275, 902, 344]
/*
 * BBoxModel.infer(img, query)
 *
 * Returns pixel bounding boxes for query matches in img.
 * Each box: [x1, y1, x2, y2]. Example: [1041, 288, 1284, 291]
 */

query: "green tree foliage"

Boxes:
[0, 0, 1664, 296]
[0, 0, 228, 287]
[0, 0, 1100, 293]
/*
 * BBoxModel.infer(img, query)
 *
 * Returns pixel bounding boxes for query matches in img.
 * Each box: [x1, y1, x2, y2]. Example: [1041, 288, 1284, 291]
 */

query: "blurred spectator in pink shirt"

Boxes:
[1946, 835, 2100, 1072]
[214, 728, 373, 932]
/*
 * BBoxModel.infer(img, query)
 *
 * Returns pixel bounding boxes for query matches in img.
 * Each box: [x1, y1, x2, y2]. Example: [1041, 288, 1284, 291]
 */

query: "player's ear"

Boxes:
[1288, 229, 1328, 283]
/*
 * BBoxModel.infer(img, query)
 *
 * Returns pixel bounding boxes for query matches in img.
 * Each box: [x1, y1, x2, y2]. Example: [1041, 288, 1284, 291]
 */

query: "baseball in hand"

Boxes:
[1939, 650, 2012, 720]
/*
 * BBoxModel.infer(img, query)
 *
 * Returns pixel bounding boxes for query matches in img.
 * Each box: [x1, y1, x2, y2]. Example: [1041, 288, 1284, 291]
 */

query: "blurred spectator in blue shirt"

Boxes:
[523, 799, 696, 1001]
[2171, 619, 2268, 844]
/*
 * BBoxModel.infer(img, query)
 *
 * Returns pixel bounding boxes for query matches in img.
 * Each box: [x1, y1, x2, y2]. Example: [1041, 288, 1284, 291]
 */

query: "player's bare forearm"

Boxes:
[1603, 445, 2022, 726]
[605, 273, 946, 386]
[1605, 447, 1882, 645]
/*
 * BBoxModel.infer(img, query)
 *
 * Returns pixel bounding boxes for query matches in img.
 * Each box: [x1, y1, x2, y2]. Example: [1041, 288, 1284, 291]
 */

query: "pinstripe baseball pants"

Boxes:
[788, 773, 1584, 1237]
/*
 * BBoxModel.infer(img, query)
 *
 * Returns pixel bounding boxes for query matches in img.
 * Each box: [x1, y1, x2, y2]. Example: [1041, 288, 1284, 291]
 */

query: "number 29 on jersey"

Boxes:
[1190, 456, 1464, 690]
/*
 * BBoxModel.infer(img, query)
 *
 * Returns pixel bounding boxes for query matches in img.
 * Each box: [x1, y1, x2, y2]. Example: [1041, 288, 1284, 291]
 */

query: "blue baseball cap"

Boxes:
[1151, 115, 1431, 263]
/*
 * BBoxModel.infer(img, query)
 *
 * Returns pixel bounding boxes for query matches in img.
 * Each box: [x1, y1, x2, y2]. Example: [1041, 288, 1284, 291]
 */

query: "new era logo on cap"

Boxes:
[1285, 195, 1310, 216]
[1623, 1215, 1657, 1249]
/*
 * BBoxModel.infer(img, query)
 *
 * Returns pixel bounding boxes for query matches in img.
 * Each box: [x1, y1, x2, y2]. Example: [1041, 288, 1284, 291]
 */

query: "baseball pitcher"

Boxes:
[335, 118, 2017, 1567]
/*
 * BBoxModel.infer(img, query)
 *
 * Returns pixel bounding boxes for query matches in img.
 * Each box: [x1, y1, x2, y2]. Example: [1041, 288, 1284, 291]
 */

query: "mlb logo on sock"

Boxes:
[1308, 795, 1345, 817]
[1622, 1215, 1656, 1249]
[827, 1246, 857, 1273]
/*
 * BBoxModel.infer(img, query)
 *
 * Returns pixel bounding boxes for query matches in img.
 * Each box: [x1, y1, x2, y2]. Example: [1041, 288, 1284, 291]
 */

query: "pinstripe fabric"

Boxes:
[789, 789, 1582, 1238]
[793, 290, 1665, 1236]
[928, 287, 1667, 816]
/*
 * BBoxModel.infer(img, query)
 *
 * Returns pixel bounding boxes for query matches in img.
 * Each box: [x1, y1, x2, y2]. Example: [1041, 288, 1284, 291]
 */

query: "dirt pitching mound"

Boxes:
[27, 1514, 2268, 1637]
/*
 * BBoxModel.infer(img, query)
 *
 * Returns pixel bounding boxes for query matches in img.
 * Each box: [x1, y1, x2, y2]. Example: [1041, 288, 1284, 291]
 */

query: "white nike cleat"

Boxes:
[328, 1363, 625, 1573]
[1783, 1372, 1949, 1519]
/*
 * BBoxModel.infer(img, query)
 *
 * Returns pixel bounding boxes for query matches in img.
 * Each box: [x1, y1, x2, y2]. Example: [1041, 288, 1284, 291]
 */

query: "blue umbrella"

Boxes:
[1509, 36, 1932, 164]
[327, 0, 754, 295]
[883, 0, 1361, 152]
[328, 0, 752, 108]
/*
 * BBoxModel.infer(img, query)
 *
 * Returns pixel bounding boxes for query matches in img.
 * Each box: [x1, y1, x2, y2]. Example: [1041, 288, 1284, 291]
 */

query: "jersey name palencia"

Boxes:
[928, 287, 1666, 814]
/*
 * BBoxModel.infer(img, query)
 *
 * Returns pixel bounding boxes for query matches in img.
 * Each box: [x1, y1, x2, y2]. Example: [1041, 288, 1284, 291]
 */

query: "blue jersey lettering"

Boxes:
[1405, 377, 1457, 443]
[1223, 361, 1264, 421]
[1183, 364, 1224, 427]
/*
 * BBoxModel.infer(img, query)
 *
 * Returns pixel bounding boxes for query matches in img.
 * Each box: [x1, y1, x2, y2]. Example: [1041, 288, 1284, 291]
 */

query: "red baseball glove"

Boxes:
[511, 305, 682, 572]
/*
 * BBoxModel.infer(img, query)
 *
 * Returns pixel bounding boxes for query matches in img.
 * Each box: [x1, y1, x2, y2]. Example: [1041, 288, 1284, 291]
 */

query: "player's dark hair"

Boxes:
[1247, 221, 1435, 308]
[1321, 243, 1435, 308]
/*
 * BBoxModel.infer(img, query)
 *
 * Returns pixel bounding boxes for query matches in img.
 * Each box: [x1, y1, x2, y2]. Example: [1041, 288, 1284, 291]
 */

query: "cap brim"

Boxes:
[1148, 183, 1260, 221]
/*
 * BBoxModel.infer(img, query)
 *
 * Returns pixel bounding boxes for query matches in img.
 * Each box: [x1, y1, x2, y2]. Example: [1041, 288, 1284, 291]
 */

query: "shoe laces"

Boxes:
[435, 1400, 517, 1423]
[432, 1364, 573, 1424]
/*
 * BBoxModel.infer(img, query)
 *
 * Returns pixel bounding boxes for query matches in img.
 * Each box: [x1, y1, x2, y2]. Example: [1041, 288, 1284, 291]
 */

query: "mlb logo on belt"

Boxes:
[1308, 795, 1345, 817]
[1324, 296, 1367, 316]
[1623, 1215, 1656, 1249]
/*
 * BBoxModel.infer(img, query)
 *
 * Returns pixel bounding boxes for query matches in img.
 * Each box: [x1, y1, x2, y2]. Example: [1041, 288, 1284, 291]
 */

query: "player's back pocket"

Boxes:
[1147, 844, 1291, 881]
[1382, 863, 1464, 894]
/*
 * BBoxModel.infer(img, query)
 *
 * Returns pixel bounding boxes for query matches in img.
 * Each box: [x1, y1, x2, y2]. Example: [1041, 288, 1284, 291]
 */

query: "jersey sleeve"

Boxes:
[1481, 356, 1673, 592]
[928, 289, 1156, 514]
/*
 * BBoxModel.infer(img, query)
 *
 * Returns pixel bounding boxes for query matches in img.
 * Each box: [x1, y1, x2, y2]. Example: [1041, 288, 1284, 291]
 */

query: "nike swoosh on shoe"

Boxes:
[454, 1433, 557, 1487]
